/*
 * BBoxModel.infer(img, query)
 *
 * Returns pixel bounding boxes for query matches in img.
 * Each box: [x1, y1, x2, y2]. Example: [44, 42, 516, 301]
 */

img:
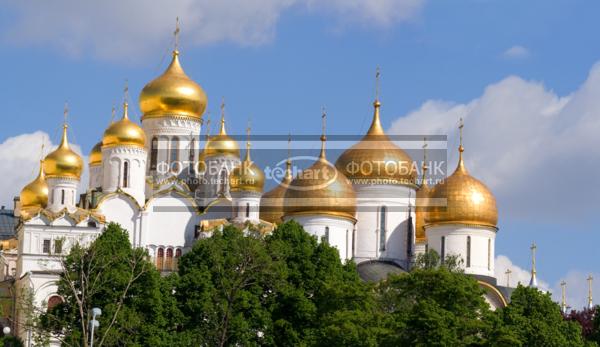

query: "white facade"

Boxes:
[425, 224, 497, 278]
[101, 145, 147, 206]
[283, 214, 355, 262]
[231, 191, 261, 223]
[199, 155, 241, 205]
[88, 163, 102, 189]
[352, 184, 416, 269]
[46, 177, 79, 213]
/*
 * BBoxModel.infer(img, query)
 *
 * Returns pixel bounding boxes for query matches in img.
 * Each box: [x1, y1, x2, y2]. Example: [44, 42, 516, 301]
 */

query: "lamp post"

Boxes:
[3, 326, 11, 347]
[89, 307, 101, 347]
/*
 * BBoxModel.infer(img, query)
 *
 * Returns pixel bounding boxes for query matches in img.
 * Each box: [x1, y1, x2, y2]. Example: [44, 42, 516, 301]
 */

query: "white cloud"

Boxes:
[495, 255, 550, 291]
[0, 131, 88, 208]
[389, 62, 600, 224]
[0, 0, 425, 62]
[503, 45, 530, 59]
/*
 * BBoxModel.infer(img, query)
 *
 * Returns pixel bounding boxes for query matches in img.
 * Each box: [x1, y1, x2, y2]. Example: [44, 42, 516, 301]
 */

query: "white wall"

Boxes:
[88, 164, 102, 189]
[231, 191, 261, 222]
[46, 177, 79, 213]
[101, 146, 147, 206]
[352, 184, 416, 269]
[425, 224, 497, 277]
[283, 214, 355, 262]
[96, 194, 141, 246]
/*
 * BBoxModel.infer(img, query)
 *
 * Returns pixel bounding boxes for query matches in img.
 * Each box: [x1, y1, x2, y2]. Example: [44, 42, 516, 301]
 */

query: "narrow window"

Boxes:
[61, 190, 65, 205]
[441, 236, 446, 263]
[325, 226, 330, 243]
[42, 239, 51, 254]
[150, 137, 158, 170]
[379, 206, 387, 251]
[123, 161, 129, 188]
[165, 248, 174, 271]
[156, 248, 164, 271]
[54, 239, 63, 254]
[189, 138, 195, 162]
[245, 203, 250, 218]
[487, 239, 491, 271]
[219, 169, 227, 194]
[170, 137, 179, 163]
[466, 236, 471, 268]
[174, 249, 182, 271]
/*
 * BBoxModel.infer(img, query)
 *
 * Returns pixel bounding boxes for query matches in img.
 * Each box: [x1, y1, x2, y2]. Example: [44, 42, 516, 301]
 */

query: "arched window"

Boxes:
[170, 137, 179, 163]
[379, 206, 387, 251]
[466, 236, 471, 268]
[61, 190, 65, 205]
[487, 239, 491, 270]
[47, 295, 63, 311]
[174, 248, 182, 271]
[150, 137, 158, 170]
[245, 203, 250, 218]
[156, 248, 164, 271]
[165, 248, 174, 270]
[441, 236, 446, 263]
[325, 226, 330, 243]
[123, 161, 129, 188]
[189, 138, 196, 162]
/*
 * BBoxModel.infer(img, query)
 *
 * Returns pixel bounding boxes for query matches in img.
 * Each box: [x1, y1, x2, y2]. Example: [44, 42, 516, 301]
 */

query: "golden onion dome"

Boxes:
[44, 124, 84, 179]
[260, 159, 293, 223]
[284, 137, 356, 221]
[89, 141, 102, 166]
[230, 142, 265, 193]
[415, 165, 431, 243]
[426, 146, 498, 228]
[20, 160, 48, 208]
[335, 100, 417, 187]
[139, 51, 207, 120]
[205, 116, 240, 158]
[102, 103, 146, 148]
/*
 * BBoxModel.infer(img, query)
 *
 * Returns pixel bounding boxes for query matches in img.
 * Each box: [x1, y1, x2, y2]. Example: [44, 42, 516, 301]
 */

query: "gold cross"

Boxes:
[63, 102, 69, 125]
[321, 106, 327, 137]
[375, 66, 381, 100]
[422, 136, 428, 170]
[111, 105, 116, 123]
[205, 113, 211, 138]
[458, 117, 464, 148]
[505, 269, 512, 287]
[40, 142, 45, 161]
[246, 119, 251, 145]
[174, 17, 180, 51]
[530, 242, 537, 270]
[220, 98, 226, 121]
[124, 79, 129, 104]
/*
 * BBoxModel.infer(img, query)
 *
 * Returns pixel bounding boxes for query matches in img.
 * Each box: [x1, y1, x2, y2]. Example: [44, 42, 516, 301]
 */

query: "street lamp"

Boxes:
[3, 326, 11, 347]
[89, 307, 101, 347]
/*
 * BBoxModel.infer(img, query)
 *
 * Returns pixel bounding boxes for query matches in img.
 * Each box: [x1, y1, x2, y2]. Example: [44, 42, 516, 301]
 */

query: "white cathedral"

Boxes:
[6, 37, 514, 343]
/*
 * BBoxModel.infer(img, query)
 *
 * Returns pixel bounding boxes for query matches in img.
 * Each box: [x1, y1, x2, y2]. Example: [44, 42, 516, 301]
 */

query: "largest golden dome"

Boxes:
[260, 159, 293, 224]
[230, 142, 265, 193]
[139, 51, 207, 120]
[335, 100, 417, 187]
[284, 137, 356, 221]
[102, 103, 146, 148]
[20, 160, 48, 208]
[205, 116, 240, 158]
[426, 146, 498, 228]
[44, 125, 83, 179]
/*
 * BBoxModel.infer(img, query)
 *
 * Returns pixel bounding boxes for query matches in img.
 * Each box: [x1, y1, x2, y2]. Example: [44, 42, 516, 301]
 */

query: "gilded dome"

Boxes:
[139, 51, 207, 120]
[44, 125, 84, 179]
[260, 159, 293, 224]
[89, 141, 102, 166]
[205, 116, 240, 158]
[284, 138, 356, 221]
[102, 103, 146, 148]
[335, 100, 417, 187]
[20, 160, 48, 208]
[230, 143, 265, 193]
[426, 146, 498, 228]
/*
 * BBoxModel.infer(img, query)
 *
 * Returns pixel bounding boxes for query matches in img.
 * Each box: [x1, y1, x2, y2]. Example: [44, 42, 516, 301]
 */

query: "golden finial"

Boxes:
[375, 66, 381, 101]
[560, 280, 567, 312]
[174, 17, 180, 54]
[63, 102, 69, 127]
[588, 275, 594, 309]
[529, 242, 538, 288]
[505, 269, 512, 287]
[319, 107, 327, 160]
[458, 117, 464, 153]
[123, 79, 129, 119]
[219, 98, 227, 135]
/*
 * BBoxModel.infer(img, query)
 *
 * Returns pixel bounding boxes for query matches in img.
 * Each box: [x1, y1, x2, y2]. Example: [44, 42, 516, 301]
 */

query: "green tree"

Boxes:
[37, 223, 171, 347]
[493, 285, 587, 347]
[377, 250, 493, 346]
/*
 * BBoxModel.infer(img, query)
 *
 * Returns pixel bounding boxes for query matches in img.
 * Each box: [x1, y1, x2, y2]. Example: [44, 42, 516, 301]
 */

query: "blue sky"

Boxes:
[1, 0, 599, 307]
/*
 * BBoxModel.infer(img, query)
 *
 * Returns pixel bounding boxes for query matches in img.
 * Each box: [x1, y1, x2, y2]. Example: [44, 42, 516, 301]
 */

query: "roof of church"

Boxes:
[0, 207, 17, 240]
[357, 260, 406, 282]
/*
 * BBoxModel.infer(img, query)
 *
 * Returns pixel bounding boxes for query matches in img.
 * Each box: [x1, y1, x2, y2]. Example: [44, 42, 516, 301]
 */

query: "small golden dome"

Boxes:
[44, 125, 84, 179]
[89, 141, 102, 166]
[102, 103, 146, 148]
[284, 137, 356, 221]
[260, 159, 293, 223]
[335, 100, 417, 187]
[139, 51, 207, 120]
[205, 115, 240, 158]
[230, 142, 265, 193]
[426, 146, 498, 228]
[20, 160, 48, 208]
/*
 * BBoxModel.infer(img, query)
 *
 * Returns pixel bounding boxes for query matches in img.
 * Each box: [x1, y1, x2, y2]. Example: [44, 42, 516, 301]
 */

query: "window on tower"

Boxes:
[189, 137, 195, 162]
[466, 236, 471, 268]
[150, 137, 158, 170]
[170, 136, 179, 169]
[379, 206, 387, 251]
[123, 161, 129, 188]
